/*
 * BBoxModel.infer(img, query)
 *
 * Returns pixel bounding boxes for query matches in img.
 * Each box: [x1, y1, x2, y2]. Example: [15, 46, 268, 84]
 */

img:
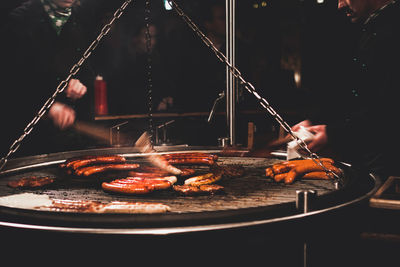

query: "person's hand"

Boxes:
[291, 120, 328, 152]
[65, 79, 87, 100]
[304, 124, 328, 152]
[48, 102, 76, 129]
[291, 119, 312, 132]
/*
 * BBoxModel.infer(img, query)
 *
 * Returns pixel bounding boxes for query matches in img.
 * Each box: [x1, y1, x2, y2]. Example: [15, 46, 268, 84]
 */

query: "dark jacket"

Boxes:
[0, 0, 118, 155]
[312, 2, 400, 178]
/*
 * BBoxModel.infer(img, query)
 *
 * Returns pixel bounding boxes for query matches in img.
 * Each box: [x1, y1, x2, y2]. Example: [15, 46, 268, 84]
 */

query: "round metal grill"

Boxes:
[0, 147, 379, 234]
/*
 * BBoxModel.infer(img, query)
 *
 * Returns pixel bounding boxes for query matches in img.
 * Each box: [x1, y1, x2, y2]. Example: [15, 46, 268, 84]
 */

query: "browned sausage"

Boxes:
[128, 167, 195, 178]
[74, 163, 140, 176]
[284, 162, 341, 184]
[267, 158, 336, 178]
[60, 155, 98, 168]
[173, 184, 224, 196]
[7, 176, 55, 188]
[302, 171, 332, 180]
[273, 173, 287, 183]
[161, 153, 218, 161]
[265, 167, 274, 177]
[160, 153, 217, 165]
[164, 158, 215, 165]
[102, 177, 176, 194]
[184, 173, 222, 186]
[273, 171, 334, 183]
[68, 155, 126, 170]
[272, 164, 291, 175]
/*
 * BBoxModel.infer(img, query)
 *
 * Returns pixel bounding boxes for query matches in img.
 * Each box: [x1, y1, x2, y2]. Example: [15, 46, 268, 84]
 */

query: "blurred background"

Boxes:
[0, 0, 355, 153]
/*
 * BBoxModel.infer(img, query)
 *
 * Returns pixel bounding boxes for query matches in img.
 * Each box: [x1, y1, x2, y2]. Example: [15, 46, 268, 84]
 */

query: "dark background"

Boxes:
[0, 0, 354, 150]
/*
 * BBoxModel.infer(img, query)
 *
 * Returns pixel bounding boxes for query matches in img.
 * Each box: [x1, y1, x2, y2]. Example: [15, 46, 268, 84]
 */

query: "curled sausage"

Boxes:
[184, 172, 222, 186]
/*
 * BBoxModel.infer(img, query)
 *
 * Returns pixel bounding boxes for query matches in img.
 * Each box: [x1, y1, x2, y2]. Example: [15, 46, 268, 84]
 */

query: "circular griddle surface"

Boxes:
[0, 148, 378, 233]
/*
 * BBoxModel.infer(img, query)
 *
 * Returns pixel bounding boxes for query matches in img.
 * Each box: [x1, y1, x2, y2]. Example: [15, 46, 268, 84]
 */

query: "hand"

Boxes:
[291, 119, 312, 132]
[48, 102, 76, 129]
[291, 120, 328, 152]
[304, 124, 328, 152]
[65, 79, 87, 100]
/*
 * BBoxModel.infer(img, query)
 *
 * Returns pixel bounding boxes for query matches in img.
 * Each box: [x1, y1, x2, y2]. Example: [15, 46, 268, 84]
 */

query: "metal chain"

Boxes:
[0, 0, 134, 171]
[168, 0, 342, 185]
[144, 0, 155, 147]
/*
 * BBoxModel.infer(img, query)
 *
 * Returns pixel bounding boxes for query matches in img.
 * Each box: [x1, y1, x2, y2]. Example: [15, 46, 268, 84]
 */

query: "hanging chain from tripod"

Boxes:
[144, 0, 155, 146]
[167, 0, 342, 185]
[0, 0, 134, 171]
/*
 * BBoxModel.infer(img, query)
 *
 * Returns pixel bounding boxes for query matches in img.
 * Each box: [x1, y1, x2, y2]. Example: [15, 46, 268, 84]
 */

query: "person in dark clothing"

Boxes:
[108, 22, 177, 115]
[0, 0, 121, 156]
[292, 0, 400, 179]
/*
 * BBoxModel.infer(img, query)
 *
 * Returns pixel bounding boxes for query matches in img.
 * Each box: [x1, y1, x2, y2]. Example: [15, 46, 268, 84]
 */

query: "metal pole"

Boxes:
[226, 0, 236, 146]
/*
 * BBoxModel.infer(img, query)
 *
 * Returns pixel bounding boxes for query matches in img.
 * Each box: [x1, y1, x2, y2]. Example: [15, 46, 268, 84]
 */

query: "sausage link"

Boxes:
[302, 171, 332, 180]
[272, 164, 291, 175]
[284, 162, 341, 184]
[265, 167, 274, 177]
[274, 173, 287, 183]
[164, 158, 215, 165]
[102, 176, 176, 194]
[161, 153, 218, 161]
[184, 173, 222, 186]
[70, 156, 126, 170]
[75, 163, 140, 176]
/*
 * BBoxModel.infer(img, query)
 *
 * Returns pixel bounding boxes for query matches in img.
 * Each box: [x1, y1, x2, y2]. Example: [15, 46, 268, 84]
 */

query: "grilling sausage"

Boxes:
[161, 152, 218, 160]
[102, 176, 177, 195]
[173, 184, 224, 196]
[302, 171, 332, 180]
[284, 162, 341, 184]
[270, 158, 334, 176]
[184, 173, 222, 186]
[7, 176, 55, 188]
[38, 199, 171, 213]
[74, 163, 140, 176]
[128, 167, 196, 178]
[267, 158, 341, 184]
[161, 152, 218, 165]
[273, 170, 334, 183]
[62, 155, 126, 170]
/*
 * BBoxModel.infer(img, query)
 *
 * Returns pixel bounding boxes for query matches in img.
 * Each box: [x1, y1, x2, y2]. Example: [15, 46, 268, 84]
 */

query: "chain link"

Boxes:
[145, 0, 155, 147]
[0, 0, 134, 171]
[168, 0, 342, 185]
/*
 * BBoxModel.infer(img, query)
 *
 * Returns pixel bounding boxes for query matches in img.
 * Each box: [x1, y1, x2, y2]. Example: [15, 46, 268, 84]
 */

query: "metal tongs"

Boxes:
[135, 132, 182, 175]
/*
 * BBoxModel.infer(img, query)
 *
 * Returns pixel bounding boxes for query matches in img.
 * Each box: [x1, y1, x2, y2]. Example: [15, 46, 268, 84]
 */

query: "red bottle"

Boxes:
[94, 75, 108, 116]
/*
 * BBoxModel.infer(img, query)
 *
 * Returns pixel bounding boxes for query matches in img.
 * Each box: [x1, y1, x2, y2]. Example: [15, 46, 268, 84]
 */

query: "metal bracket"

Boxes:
[207, 91, 225, 123]
[296, 190, 317, 213]
[155, 120, 175, 145]
[109, 121, 129, 146]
